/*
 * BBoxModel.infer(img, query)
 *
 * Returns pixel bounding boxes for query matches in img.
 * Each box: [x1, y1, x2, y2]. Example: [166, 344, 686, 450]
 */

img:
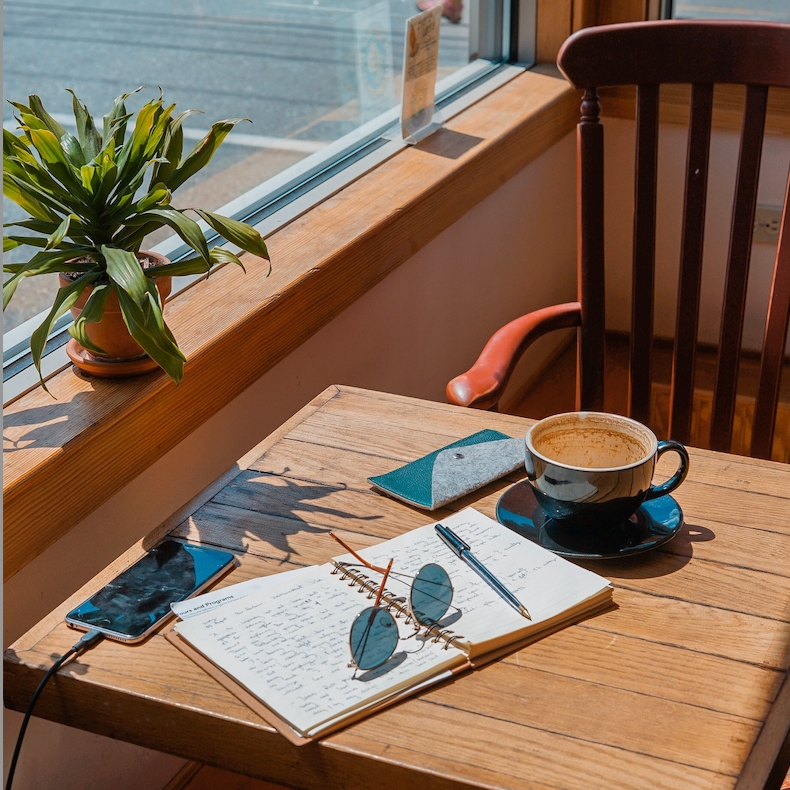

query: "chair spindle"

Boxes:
[577, 87, 606, 412]
[669, 83, 714, 444]
[629, 83, 660, 425]
[752, 169, 790, 459]
[710, 84, 769, 452]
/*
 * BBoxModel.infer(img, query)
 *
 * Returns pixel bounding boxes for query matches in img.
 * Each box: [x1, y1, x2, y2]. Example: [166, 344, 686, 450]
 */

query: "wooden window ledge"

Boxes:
[2, 67, 580, 581]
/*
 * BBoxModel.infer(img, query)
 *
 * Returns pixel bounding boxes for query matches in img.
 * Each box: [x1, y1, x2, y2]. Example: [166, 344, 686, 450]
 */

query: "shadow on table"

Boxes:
[160, 467, 384, 565]
[575, 522, 715, 579]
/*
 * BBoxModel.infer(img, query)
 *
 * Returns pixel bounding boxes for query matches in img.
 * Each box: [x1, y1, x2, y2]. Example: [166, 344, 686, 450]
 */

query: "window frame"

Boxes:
[3, 0, 538, 402]
[665, 0, 790, 20]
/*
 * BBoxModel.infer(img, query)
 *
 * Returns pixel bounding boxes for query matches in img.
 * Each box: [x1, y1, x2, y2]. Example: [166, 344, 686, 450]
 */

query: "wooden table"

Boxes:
[5, 385, 790, 790]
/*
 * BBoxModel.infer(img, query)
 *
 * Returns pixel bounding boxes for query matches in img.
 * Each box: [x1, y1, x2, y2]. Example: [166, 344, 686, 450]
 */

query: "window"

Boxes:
[3, 0, 534, 398]
[668, 0, 790, 21]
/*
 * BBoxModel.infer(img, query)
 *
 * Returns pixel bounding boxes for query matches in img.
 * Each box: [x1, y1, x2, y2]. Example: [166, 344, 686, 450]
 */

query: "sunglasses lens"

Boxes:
[410, 563, 453, 625]
[350, 606, 398, 670]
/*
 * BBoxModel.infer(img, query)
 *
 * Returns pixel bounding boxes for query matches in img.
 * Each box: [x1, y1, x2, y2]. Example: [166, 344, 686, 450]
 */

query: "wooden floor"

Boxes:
[508, 333, 790, 462]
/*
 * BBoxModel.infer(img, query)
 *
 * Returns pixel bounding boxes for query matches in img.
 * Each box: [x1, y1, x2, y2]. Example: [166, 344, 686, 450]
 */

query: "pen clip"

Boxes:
[435, 524, 470, 556]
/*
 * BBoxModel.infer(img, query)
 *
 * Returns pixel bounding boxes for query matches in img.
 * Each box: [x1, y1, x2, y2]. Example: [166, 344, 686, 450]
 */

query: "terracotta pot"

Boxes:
[62, 250, 172, 377]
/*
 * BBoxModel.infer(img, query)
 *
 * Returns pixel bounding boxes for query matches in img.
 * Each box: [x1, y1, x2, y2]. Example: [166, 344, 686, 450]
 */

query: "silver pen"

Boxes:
[435, 523, 531, 620]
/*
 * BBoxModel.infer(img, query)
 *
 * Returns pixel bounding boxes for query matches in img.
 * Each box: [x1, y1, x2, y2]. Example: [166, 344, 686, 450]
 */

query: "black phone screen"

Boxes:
[66, 540, 234, 639]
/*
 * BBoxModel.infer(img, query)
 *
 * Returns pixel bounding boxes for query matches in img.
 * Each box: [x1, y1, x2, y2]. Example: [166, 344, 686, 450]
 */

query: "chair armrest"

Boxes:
[446, 302, 582, 410]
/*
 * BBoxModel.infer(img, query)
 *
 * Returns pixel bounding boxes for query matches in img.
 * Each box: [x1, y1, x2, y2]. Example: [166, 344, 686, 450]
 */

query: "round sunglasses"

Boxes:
[329, 533, 455, 671]
[349, 561, 454, 670]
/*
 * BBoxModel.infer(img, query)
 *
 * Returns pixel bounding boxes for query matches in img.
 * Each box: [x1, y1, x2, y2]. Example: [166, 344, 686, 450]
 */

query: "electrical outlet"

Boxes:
[753, 204, 783, 245]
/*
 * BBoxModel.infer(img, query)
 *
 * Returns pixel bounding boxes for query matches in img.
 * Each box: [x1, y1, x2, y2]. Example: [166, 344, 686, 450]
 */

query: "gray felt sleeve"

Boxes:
[430, 438, 525, 508]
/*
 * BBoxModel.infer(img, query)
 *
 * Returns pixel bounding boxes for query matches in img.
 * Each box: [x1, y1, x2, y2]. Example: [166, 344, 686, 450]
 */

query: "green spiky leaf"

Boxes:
[149, 109, 198, 184]
[102, 87, 142, 149]
[30, 271, 100, 391]
[165, 118, 249, 191]
[118, 207, 210, 264]
[193, 209, 269, 261]
[114, 282, 185, 384]
[67, 89, 103, 160]
[3, 248, 97, 309]
[60, 132, 86, 168]
[28, 95, 68, 138]
[68, 282, 111, 355]
[45, 214, 72, 250]
[102, 245, 147, 305]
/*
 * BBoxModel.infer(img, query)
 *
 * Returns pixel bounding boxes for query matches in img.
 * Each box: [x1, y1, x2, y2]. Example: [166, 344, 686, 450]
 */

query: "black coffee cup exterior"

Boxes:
[525, 420, 689, 527]
[531, 489, 650, 528]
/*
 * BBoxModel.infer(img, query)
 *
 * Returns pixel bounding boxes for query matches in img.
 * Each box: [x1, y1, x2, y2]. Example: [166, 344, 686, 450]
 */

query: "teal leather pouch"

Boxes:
[368, 429, 524, 510]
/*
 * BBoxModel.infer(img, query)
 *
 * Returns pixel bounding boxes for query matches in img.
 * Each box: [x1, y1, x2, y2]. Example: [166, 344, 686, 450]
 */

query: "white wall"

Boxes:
[603, 117, 790, 349]
[3, 131, 578, 790]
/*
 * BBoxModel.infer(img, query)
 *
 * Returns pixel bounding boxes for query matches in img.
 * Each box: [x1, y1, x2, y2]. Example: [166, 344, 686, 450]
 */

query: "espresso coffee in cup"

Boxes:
[524, 412, 688, 527]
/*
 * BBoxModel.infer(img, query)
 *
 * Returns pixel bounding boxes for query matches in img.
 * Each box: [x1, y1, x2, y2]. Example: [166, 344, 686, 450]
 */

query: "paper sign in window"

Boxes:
[400, 6, 443, 143]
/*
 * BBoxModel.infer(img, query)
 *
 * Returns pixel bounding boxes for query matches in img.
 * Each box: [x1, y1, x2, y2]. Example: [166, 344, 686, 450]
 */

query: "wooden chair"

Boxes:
[446, 20, 790, 459]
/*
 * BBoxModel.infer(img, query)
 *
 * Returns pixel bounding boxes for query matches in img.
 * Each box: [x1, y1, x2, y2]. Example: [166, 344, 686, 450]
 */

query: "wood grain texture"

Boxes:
[536, 0, 572, 64]
[573, 0, 650, 32]
[591, 0, 647, 25]
[170, 763, 292, 790]
[1, 70, 580, 582]
[559, 22, 790, 89]
[5, 386, 790, 790]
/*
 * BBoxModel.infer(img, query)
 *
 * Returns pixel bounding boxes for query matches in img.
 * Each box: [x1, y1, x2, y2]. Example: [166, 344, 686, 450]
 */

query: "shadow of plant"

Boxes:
[163, 467, 384, 566]
[3, 389, 101, 451]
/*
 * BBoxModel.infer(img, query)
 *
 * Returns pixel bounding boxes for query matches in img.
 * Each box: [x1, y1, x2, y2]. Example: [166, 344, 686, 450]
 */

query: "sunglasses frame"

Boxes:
[331, 533, 456, 671]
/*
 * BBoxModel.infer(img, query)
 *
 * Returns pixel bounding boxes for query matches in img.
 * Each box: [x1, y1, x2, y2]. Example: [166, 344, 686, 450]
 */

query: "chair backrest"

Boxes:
[557, 20, 790, 459]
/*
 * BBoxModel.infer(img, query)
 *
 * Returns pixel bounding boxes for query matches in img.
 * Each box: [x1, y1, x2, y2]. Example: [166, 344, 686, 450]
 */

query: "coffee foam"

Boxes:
[530, 413, 654, 469]
[534, 427, 647, 468]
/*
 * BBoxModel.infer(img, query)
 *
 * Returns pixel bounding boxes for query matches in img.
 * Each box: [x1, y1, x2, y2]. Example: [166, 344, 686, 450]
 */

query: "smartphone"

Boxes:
[65, 540, 235, 643]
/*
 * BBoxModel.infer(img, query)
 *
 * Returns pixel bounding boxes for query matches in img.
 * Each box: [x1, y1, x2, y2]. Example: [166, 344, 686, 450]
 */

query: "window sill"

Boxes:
[2, 66, 579, 581]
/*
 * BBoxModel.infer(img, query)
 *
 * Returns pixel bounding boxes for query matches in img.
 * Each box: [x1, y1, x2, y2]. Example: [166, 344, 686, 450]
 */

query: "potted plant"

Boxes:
[3, 88, 270, 389]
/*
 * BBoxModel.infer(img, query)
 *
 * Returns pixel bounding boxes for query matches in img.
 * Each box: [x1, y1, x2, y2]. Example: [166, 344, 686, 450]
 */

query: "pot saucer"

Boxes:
[66, 339, 159, 378]
[495, 481, 683, 559]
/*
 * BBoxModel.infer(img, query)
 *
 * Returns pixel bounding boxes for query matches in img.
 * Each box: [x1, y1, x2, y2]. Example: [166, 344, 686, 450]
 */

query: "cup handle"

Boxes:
[644, 440, 689, 501]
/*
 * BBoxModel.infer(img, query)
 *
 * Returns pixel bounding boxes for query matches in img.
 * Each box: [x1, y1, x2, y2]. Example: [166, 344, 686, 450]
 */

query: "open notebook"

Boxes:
[167, 508, 613, 743]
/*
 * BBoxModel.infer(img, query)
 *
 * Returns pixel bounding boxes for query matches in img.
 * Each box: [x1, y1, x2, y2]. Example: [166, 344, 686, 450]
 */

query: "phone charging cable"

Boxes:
[5, 629, 104, 790]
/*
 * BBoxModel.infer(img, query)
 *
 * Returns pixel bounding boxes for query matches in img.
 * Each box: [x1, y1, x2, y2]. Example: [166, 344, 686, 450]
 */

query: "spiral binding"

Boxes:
[331, 560, 464, 650]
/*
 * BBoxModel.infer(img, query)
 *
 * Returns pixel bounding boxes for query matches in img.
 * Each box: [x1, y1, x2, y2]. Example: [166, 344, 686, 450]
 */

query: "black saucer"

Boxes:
[496, 481, 683, 559]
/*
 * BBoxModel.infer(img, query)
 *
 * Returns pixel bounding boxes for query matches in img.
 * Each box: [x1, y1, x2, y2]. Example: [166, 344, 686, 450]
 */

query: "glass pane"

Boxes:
[673, 0, 790, 21]
[3, 0, 472, 333]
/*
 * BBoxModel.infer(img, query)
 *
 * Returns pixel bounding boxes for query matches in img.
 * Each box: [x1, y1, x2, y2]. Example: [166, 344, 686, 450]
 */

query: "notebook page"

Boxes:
[335, 508, 612, 656]
[174, 563, 466, 735]
[171, 565, 317, 620]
